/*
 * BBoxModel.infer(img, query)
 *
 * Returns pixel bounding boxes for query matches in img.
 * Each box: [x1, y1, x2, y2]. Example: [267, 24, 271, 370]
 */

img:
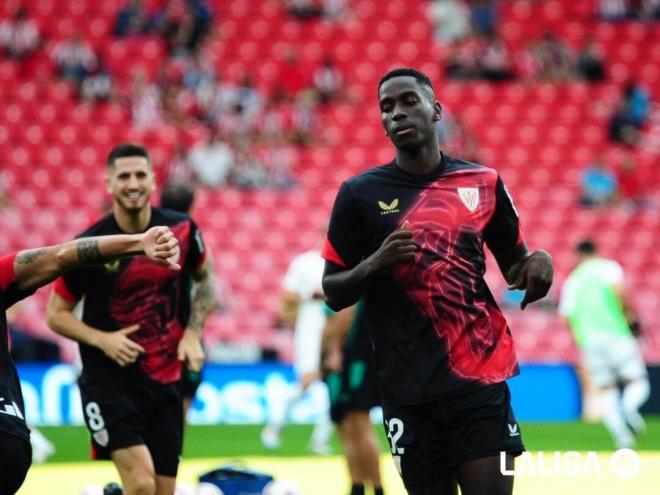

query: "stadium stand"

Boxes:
[0, 0, 658, 364]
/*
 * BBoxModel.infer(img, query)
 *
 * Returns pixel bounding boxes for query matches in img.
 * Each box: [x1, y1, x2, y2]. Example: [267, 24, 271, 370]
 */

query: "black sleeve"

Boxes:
[322, 181, 365, 269]
[0, 254, 35, 307]
[484, 176, 526, 270]
[185, 219, 207, 271]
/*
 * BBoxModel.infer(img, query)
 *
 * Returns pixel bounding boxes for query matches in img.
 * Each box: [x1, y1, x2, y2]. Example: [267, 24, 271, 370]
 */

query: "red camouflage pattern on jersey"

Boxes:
[394, 169, 518, 383]
[108, 221, 191, 383]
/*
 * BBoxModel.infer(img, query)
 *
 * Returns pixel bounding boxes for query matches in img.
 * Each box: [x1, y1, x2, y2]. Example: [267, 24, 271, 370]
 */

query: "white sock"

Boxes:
[622, 379, 650, 433]
[270, 385, 303, 429]
[601, 388, 634, 448]
[311, 415, 333, 446]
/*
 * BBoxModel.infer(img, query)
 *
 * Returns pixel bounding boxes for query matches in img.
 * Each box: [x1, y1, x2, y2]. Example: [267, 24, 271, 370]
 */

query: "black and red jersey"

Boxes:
[0, 253, 34, 441]
[323, 155, 524, 406]
[53, 207, 206, 385]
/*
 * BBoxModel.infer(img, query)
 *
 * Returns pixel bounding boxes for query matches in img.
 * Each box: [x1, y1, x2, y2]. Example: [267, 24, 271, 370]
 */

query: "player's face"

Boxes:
[379, 76, 441, 151]
[106, 156, 155, 213]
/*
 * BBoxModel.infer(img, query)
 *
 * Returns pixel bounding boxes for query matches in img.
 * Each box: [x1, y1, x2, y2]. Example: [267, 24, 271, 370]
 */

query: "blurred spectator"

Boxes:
[114, 0, 151, 36]
[515, 42, 541, 80]
[183, 49, 214, 91]
[186, 0, 213, 53]
[162, 79, 198, 124]
[629, 0, 660, 18]
[0, 6, 40, 59]
[599, 0, 628, 19]
[312, 57, 343, 104]
[80, 55, 114, 103]
[291, 91, 318, 146]
[286, 0, 323, 19]
[580, 157, 617, 206]
[427, 0, 472, 44]
[153, 0, 211, 55]
[274, 48, 309, 101]
[229, 148, 269, 189]
[477, 34, 515, 82]
[260, 135, 298, 189]
[534, 31, 573, 81]
[51, 31, 97, 85]
[166, 142, 194, 183]
[575, 36, 606, 82]
[444, 37, 481, 79]
[187, 133, 234, 188]
[322, 0, 349, 20]
[471, 0, 497, 37]
[609, 82, 650, 145]
[616, 156, 647, 208]
[438, 111, 480, 163]
[234, 73, 262, 119]
[129, 71, 164, 128]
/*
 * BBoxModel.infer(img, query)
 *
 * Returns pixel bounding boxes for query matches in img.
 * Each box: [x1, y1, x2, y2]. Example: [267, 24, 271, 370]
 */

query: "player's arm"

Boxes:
[47, 293, 145, 367]
[484, 177, 553, 310]
[44, 226, 179, 367]
[278, 290, 300, 328]
[14, 226, 180, 293]
[178, 256, 216, 372]
[611, 272, 641, 335]
[322, 305, 355, 372]
[323, 221, 417, 311]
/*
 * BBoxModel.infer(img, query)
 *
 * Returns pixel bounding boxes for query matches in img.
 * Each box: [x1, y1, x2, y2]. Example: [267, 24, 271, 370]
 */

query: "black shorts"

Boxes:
[79, 375, 183, 477]
[325, 355, 380, 424]
[382, 382, 524, 490]
[0, 431, 31, 494]
[178, 368, 203, 400]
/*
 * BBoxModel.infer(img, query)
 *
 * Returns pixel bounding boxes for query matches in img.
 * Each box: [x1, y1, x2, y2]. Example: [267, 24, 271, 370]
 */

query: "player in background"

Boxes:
[46, 144, 215, 495]
[0, 226, 179, 494]
[261, 246, 333, 455]
[322, 68, 553, 495]
[322, 300, 384, 495]
[559, 240, 649, 448]
[159, 181, 217, 417]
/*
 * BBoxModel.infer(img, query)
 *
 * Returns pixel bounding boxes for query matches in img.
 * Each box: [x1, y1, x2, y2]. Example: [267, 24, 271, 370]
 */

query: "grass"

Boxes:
[37, 417, 660, 463]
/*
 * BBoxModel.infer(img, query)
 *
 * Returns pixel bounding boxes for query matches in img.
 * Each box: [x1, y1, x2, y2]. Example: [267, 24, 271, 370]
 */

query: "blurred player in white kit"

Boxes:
[261, 247, 333, 455]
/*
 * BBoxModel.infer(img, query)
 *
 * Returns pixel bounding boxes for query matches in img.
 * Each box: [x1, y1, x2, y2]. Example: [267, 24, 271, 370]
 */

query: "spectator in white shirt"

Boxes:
[0, 7, 40, 59]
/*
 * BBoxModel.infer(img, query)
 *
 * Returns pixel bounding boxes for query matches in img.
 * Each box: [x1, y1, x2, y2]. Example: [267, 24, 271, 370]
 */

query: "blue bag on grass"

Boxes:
[198, 464, 274, 495]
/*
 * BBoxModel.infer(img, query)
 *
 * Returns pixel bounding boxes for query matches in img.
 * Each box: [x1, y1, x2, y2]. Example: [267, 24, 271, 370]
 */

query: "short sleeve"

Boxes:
[322, 182, 365, 269]
[602, 260, 624, 286]
[558, 277, 575, 317]
[186, 219, 207, 271]
[484, 176, 525, 267]
[0, 253, 36, 306]
[53, 269, 86, 304]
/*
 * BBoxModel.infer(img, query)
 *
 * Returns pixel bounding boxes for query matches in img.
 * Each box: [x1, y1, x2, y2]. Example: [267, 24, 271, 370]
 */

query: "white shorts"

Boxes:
[582, 335, 647, 388]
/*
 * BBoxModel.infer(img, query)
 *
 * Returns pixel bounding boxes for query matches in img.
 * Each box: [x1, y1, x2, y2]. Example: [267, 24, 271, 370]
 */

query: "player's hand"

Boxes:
[368, 220, 417, 271]
[98, 324, 145, 367]
[178, 329, 205, 372]
[508, 250, 553, 310]
[142, 226, 181, 271]
[300, 371, 319, 391]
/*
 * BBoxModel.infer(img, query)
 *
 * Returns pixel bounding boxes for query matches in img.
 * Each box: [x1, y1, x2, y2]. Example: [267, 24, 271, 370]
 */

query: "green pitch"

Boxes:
[37, 417, 660, 463]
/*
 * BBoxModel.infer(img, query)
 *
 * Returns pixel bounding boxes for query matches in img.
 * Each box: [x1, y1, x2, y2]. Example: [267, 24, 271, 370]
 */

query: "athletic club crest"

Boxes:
[93, 428, 109, 447]
[457, 187, 479, 212]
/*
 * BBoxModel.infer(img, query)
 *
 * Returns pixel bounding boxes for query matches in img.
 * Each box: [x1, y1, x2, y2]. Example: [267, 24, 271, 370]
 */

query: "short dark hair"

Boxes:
[576, 240, 597, 254]
[378, 67, 435, 99]
[107, 143, 151, 169]
[160, 181, 195, 213]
